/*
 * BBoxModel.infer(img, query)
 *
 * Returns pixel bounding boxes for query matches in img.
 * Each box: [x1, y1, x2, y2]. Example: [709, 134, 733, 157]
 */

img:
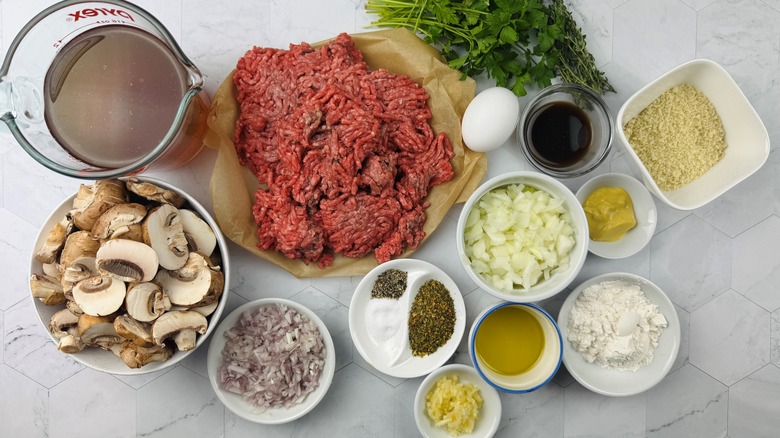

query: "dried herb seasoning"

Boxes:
[371, 269, 408, 300]
[408, 279, 456, 357]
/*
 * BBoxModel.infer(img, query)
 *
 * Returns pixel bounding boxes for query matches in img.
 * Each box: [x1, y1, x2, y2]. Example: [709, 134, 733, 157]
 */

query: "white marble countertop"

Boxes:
[1, 0, 779, 437]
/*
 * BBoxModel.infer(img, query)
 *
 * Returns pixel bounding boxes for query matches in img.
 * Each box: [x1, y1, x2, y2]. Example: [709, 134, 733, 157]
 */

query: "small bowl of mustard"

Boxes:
[575, 173, 657, 259]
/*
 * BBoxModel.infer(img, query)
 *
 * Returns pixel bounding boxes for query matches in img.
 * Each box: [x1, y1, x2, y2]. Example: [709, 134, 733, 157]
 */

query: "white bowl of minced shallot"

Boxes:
[207, 298, 336, 424]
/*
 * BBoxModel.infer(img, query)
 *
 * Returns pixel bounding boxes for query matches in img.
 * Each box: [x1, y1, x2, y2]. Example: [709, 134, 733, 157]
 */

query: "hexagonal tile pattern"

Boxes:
[613, 0, 697, 84]
[312, 275, 363, 308]
[728, 364, 780, 438]
[0, 364, 47, 437]
[563, 383, 646, 437]
[732, 216, 780, 311]
[564, 0, 623, 66]
[0, 208, 40, 310]
[690, 290, 769, 385]
[50, 368, 136, 438]
[228, 239, 310, 302]
[394, 376, 426, 438]
[650, 215, 731, 311]
[646, 364, 727, 437]
[697, 0, 780, 129]
[292, 286, 353, 371]
[672, 303, 690, 372]
[137, 366, 224, 438]
[694, 165, 777, 239]
[498, 383, 564, 437]
[772, 310, 780, 366]
[1, 148, 81, 227]
[3, 299, 83, 388]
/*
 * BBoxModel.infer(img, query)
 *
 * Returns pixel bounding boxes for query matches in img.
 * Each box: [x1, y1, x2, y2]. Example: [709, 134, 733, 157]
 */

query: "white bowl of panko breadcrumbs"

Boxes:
[616, 59, 769, 210]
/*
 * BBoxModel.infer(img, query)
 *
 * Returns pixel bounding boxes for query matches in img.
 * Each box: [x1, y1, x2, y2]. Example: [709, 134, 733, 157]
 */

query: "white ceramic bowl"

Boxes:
[207, 298, 336, 424]
[414, 364, 502, 438]
[575, 173, 657, 259]
[558, 272, 680, 397]
[349, 259, 467, 378]
[616, 58, 769, 210]
[29, 176, 230, 375]
[468, 303, 562, 393]
[456, 171, 589, 303]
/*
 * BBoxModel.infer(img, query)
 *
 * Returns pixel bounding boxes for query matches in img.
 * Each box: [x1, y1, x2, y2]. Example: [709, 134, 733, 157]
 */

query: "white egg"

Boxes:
[461, 87, 520, 152]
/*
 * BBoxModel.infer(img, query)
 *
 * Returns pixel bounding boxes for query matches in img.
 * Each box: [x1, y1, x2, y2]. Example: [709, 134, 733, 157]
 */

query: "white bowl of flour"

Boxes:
[557, 272, 680, 396]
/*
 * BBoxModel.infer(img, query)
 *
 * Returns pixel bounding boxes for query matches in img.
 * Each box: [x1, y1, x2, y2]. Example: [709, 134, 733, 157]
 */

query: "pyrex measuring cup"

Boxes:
[0, 0, 208, 179]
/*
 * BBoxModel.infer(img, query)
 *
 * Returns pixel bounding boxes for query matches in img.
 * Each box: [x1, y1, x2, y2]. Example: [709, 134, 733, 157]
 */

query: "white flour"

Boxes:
[567, 280, 668, 372]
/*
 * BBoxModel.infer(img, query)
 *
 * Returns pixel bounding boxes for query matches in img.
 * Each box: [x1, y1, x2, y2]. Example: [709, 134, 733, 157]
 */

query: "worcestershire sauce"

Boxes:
[528, 102, 592, 168]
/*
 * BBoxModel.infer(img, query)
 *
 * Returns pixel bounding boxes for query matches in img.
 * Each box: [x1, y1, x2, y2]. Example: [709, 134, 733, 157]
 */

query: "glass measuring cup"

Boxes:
[0, 0, 208, 179]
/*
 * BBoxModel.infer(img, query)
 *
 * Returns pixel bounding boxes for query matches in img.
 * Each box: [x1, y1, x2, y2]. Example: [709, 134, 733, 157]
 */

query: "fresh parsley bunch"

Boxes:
[366, 0, 614, 96]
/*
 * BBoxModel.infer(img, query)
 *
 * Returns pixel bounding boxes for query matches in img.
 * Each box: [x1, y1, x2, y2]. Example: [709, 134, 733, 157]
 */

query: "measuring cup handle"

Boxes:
[0, 77, 44, 124]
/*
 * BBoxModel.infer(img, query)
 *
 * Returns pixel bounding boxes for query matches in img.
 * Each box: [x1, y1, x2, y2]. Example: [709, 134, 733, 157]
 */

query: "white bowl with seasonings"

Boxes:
[616, 58, 769, 210]
[206, 298, 336, 424]
[557, 272, 680, 397]
[348, 259, 467, 378]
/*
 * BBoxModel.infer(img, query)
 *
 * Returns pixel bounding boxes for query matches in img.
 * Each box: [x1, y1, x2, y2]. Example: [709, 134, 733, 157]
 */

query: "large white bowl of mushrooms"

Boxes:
[28, 176, 230, 374]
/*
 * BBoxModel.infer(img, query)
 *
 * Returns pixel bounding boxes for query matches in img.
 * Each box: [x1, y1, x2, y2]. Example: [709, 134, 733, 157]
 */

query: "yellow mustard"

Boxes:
[583, 187, 637, 242]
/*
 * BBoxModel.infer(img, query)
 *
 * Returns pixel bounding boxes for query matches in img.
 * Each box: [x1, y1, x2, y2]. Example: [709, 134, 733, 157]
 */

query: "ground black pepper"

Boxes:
[371, 269, 408, 299]
[408, 279, 455, 357]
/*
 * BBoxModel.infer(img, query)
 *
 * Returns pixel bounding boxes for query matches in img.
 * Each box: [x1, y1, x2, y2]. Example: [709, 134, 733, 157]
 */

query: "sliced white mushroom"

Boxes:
[66, 300, 84, 316]
[72, 275, 126, 316]
[35, 215, 73, 264]
[71, 179, 127, 231]
[114, 315, 153, 347]
[30, 274, 67, 306]
[95, 239, 158, 282]
[143, 204, 189, 270]
[113, 223, 145, 243]
[125, 282, 170, 322]
[179, 209, 216, 257]
[118, 342, 173, 369]
[155, 252, 224, 307]
[49, 308, 80, 339]
[57, 334, 85, 354]
[42, 262, 61, 279]
[125, 178, 185, 207]
[59, 231, 100, 267]
[151, 310, 207, 351]
[78, 314, 123, 349]
[181, 301, 219, 317]
[92, 203, 147, 241]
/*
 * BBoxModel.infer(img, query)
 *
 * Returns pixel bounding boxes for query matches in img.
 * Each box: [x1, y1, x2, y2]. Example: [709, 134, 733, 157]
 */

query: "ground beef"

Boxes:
[234, 33, 454, 268]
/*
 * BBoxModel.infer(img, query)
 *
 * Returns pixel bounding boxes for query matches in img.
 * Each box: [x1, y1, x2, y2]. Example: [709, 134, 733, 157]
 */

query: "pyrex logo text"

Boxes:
[67, 8, 135, 22]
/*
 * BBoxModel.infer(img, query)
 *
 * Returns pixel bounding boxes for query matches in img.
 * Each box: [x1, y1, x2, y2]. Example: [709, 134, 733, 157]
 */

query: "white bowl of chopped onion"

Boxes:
[456, 171, 589, 303]
[206, 298, 336, 424]
[616, 59, 769, 210]
[414, 364, 501, 438]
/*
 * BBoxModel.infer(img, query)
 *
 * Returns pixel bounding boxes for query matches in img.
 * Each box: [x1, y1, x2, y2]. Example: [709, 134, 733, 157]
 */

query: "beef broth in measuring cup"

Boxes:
[0, 1, 208, 178]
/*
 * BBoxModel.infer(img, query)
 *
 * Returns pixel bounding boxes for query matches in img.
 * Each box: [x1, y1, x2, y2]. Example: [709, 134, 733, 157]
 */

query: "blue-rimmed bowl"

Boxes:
[468, 302, 562, 393]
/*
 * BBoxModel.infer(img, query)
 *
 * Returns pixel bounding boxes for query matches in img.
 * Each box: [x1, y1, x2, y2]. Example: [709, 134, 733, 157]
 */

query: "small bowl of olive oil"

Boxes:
[518, 83, 613, 178]
[468, 302, 562, 393]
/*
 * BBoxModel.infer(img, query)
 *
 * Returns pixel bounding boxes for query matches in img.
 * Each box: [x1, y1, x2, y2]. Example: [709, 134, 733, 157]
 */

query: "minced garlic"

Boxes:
[425, 375, 483, 436]
[623, 84, 726, 191]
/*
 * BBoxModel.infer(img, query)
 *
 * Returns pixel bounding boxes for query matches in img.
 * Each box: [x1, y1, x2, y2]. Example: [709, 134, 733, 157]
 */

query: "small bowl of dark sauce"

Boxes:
[519, 83, 613, 178]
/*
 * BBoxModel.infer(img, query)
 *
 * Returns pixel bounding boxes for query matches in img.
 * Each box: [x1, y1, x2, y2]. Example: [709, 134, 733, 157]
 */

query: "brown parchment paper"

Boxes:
[203, 28, 487, 277]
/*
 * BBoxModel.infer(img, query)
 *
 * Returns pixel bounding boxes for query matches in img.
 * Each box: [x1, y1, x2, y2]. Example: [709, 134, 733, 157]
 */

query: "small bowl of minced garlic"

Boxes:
[414, 364, 501, 438]
[616, 59, 769, 210]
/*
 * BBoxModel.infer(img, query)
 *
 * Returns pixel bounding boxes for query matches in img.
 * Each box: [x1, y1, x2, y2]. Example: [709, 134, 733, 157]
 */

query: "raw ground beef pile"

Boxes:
[233, 33, 455, 267]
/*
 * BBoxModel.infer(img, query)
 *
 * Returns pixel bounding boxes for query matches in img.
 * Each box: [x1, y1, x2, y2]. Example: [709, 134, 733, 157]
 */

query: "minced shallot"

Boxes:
[217, 304, 326, 410]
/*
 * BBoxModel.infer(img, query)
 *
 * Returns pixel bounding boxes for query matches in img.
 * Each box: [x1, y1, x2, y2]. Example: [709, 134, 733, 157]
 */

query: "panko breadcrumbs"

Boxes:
[623, 84, 726, 191]
[425, 375, 483, 435]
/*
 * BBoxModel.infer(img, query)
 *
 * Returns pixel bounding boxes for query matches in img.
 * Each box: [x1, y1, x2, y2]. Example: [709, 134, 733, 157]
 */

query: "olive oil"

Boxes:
[475, 306, 545, 375]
